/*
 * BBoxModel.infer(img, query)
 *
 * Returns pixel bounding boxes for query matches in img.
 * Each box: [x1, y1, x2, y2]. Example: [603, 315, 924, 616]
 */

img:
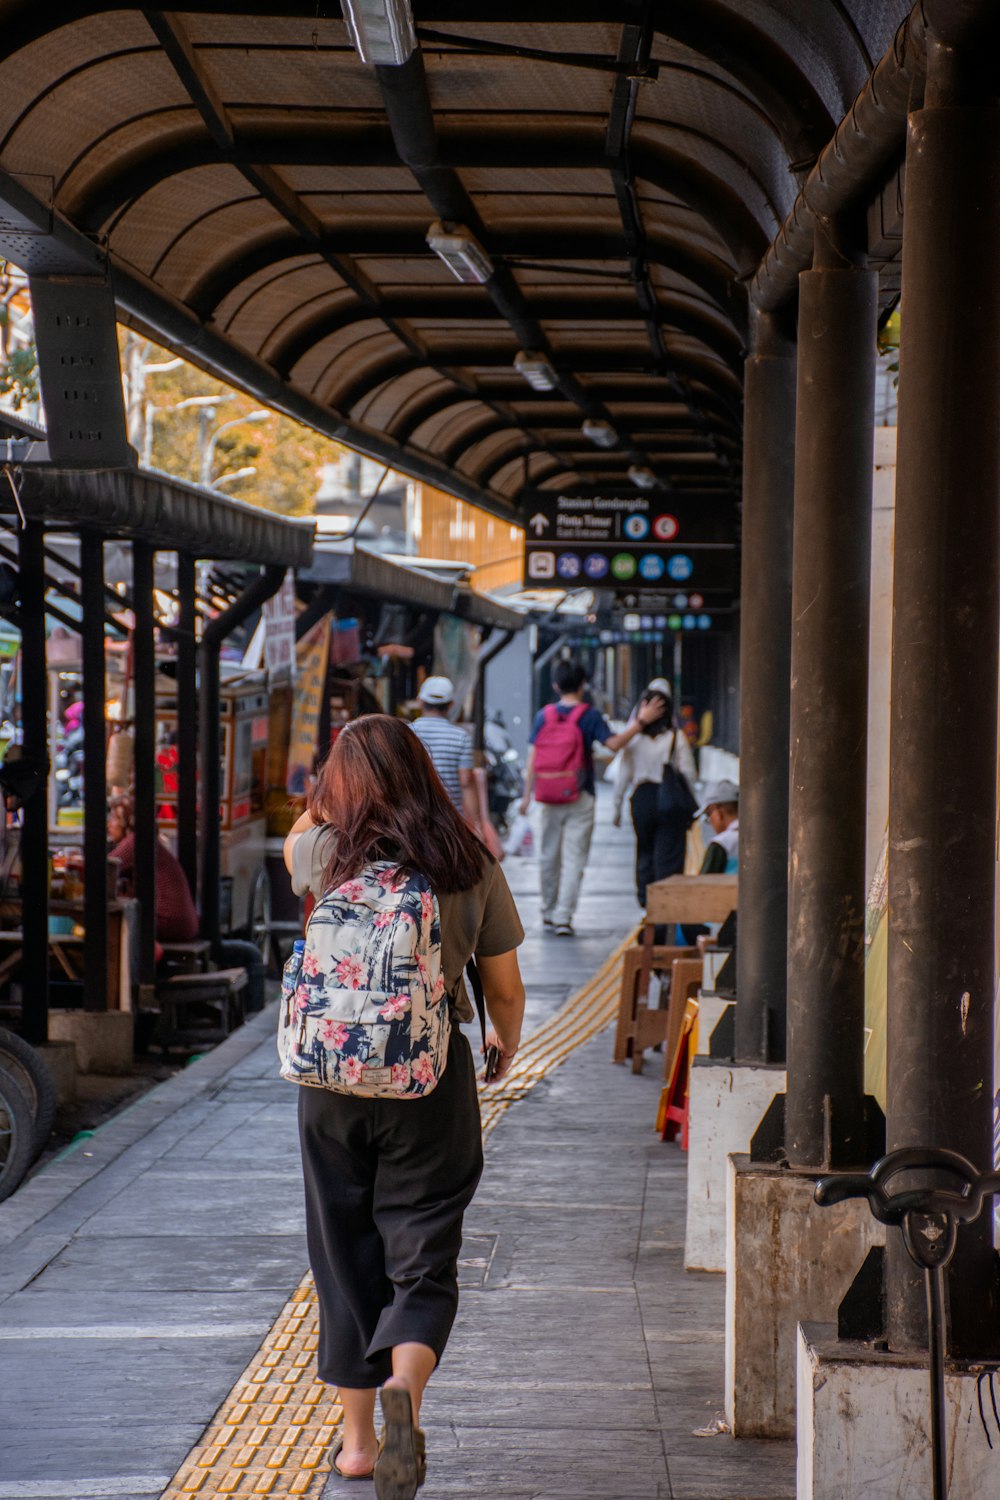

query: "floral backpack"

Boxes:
[277, 860, 449, 1099]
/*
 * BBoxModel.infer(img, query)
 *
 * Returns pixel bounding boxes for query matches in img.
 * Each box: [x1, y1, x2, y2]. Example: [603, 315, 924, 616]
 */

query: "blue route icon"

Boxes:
[624, 513, 650, 541]
[667, 554, 694, 582]
[638, 554, 665, 581]
[556, 552, 582, 580]
[697, 613, 712, 630]
[583, 553, 609, 580]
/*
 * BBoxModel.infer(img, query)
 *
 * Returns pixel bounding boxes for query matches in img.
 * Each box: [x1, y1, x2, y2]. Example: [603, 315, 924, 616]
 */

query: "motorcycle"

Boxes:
[483, 712, 523, 834]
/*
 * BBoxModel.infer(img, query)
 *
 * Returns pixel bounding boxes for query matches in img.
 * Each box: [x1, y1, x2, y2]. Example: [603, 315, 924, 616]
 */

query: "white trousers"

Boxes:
[539, 793, 596, 926]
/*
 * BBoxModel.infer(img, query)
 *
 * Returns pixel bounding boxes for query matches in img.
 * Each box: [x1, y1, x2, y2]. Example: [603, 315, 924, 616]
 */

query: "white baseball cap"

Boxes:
[418, 675, 455, 705]
[696, 779, 739, 817]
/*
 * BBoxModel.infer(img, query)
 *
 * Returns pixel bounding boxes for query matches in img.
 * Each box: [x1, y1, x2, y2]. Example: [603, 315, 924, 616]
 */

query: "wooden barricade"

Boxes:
[614, 874, 737, 1074]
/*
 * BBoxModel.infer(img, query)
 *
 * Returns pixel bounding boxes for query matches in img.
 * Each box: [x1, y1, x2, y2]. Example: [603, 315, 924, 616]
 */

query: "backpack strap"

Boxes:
[542, 703, 560, 727]
[465, 958, 488, 1051]
[567, 703, 589, 726]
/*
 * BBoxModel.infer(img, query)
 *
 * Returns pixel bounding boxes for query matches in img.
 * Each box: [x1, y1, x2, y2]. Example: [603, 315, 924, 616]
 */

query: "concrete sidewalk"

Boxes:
[0, 790, 795, 1499]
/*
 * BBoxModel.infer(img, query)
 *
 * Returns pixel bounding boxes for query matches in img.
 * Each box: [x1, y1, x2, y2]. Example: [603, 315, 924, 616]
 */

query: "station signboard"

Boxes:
[522, 490, 737, 594]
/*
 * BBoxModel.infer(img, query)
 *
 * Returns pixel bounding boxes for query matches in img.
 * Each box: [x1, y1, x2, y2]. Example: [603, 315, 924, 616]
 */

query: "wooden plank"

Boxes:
[644, 873, 737, 924]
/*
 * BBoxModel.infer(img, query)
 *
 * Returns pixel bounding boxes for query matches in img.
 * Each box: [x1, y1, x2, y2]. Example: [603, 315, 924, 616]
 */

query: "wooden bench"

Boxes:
[615, 874, 738, 1074]
[155, 966, 248, 1051]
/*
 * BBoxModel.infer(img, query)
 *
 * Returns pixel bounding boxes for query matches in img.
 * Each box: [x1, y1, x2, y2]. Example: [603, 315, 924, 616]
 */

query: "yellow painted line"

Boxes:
[159, 926, 635, 1499]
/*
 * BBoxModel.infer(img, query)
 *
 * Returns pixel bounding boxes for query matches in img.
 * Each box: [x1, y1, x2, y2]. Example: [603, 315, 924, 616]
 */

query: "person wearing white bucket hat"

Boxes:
[411, 676, 480, 829]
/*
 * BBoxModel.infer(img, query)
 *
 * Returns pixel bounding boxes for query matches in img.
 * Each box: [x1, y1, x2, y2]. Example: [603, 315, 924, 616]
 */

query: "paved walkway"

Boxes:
[0, 791, 795, 1500]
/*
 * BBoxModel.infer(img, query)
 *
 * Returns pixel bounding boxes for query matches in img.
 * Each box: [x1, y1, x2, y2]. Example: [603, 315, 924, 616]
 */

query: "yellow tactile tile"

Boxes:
[158, 930, 633, 1499]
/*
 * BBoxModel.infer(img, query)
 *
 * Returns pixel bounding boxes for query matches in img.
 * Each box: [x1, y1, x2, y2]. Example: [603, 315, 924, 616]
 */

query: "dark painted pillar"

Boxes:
[784, 237, 876, 1170]
[175, 553, 198, 900]
[18, 521, 49, 1046]
[734, 310, 795, 1064]
[80, 531, 108, 1012]
[886, 73, 1000, 1358]
[131, 542, 157, 991]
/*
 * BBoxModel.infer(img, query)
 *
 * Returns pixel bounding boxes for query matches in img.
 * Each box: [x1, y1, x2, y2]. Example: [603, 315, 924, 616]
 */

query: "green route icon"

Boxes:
[611, 553, 637, 580]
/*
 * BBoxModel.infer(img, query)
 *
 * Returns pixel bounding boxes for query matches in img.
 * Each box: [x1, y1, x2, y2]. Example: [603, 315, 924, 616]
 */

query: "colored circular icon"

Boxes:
[638, 554, 665, 581]
[667, 613, 682, 630]
[697, 613, 712, 630]
[682, 613, 696, 630]
[688, 592, 704, 610]
[667, 554, 694, 582]
[672, 593, 688, 609]
[556, 552, 581, 580]
[624, 513, 649, 540]
[654, 614, 667, 629]
[583, 552, 609, 580]
[611, 553, 637, 580]
[652, 513, 679, 542]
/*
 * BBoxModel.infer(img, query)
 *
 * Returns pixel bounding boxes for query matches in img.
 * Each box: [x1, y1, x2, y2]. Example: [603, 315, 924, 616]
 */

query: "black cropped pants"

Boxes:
[297, 1026, 483, 1388]
[631, 780, 686, 907]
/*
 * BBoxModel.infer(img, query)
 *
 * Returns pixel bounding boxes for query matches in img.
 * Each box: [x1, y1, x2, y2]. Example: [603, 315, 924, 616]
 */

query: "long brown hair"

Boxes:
[308, 713, 487, 894]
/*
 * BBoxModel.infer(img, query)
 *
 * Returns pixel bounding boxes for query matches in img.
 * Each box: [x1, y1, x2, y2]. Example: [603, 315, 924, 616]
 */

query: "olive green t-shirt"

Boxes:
[290, 824, 524, 1022]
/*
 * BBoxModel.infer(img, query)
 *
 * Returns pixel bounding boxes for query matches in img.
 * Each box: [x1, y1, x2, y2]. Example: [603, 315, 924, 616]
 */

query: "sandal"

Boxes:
[374, 1385, 427, 1500]
[330, 1437, 376, 1482]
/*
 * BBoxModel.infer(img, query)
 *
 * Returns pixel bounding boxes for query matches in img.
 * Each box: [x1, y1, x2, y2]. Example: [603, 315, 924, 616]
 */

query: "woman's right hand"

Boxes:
[482, 1027, 519, 1084]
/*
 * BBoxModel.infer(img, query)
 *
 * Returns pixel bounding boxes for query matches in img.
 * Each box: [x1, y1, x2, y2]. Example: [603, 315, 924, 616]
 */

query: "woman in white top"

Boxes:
[612, 679, 699, 905]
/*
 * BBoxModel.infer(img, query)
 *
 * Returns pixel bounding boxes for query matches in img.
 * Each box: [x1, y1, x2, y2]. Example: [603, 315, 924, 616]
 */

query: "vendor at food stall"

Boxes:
[108, 793, 199, 945]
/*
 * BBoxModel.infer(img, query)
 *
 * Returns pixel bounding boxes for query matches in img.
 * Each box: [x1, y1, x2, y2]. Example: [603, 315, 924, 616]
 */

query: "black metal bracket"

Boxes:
[817, 1148, 1000, 1500]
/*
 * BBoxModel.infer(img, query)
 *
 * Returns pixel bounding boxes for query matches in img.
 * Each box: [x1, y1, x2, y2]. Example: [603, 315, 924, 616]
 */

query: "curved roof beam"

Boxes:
[266, 288, 744, 379]
[186, 228, 742, 333]
[326, 341, 742, 417]
[70, 117, 771, 272]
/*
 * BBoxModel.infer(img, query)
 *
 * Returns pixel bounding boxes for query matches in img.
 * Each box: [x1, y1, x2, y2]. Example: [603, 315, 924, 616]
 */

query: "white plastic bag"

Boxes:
[504, 811, 534, 858]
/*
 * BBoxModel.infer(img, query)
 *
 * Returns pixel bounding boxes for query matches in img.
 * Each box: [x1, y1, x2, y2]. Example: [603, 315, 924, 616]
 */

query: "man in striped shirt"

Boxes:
[411, 676, 481, 829]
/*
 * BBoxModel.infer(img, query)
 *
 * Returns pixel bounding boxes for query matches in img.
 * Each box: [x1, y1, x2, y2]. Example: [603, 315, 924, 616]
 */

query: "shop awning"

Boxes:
[302, 540, 524, 631]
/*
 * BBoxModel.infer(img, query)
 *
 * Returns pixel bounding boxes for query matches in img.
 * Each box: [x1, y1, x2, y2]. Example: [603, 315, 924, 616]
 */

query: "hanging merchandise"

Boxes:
[106, 635, 134, 790]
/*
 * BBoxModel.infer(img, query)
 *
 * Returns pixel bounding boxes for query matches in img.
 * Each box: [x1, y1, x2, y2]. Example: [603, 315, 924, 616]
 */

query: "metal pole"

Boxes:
[886, 80, 1000, 1358]
[17, 521, 49, 1046]
[734, 310, 795, 1063]
[80, 531, 108, 1013]
[131, 541, 157, 991]
[175, 552, 198, 899]
[784, 236, 876, 1170]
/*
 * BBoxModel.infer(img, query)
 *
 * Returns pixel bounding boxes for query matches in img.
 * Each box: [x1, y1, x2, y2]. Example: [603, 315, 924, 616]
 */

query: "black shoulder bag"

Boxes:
[656, 730, 697, 828]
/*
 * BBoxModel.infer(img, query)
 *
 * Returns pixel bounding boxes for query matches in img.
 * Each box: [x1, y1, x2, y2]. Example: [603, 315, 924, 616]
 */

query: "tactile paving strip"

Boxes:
[160, 928, 635, 1498]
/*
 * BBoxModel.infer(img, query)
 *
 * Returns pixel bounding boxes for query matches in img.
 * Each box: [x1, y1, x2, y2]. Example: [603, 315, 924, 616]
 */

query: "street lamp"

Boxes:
[212, 466, 257, 490]
[201, 409, 271, 486]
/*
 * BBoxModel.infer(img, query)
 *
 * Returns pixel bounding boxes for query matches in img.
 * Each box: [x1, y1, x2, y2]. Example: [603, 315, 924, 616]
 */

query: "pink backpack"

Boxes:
[533, 703, 588, 804]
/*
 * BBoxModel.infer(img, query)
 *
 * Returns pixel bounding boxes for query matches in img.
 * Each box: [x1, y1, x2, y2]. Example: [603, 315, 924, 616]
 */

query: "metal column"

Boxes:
[80, 531, 108, 1012]
[886, 80, 1000, 1357]
[784, 239, 876, 1169]
[17, 521, 49, 1046]
[131, 541, 157, 992]
[175, 553, 198, 899]
[734, 311, 795, 1064]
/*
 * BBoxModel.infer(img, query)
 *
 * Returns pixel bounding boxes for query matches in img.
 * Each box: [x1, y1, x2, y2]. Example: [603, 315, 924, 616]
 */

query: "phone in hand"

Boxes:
[484, 1044, 501, 1082]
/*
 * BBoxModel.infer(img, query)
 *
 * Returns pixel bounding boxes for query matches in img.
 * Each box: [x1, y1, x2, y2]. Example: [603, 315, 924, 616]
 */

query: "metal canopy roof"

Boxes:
[303, 539, 525, 631]
[0, 3, 912, 526]
[0, 412, 315, 567]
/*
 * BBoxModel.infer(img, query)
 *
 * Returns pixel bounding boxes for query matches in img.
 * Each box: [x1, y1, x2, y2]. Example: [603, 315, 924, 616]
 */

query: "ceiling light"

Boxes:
[628, 465, 660, 490]
[582, 419, 618, 449]
[341, 0, 416, 65]
[514, 350, 558, 392]
[426, 222, 494, 284]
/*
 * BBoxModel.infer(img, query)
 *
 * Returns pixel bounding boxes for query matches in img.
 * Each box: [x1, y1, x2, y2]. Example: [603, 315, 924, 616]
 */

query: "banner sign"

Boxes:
[287, 616, 330, 797]
[263, 571, 296, 683]
[522, 490, 736, 593]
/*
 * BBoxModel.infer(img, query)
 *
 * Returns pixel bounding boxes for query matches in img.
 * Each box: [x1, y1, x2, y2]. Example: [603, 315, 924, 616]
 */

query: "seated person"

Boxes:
[697, 780, 739, 874]
[108, 794, 199, 945]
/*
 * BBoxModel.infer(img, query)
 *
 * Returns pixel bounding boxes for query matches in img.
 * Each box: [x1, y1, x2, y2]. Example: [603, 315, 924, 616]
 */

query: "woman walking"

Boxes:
[612, 680, 699, 906]
[283, 715, 525, 1499]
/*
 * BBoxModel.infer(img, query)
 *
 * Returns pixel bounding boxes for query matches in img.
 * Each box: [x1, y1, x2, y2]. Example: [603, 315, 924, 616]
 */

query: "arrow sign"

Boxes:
[529, 512, 550, 536]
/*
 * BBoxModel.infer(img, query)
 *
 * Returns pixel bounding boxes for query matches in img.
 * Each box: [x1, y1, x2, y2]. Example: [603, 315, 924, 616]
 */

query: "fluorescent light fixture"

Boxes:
[426, 221, 494, 284]
[342, 0, 416, 65]
[582, 419, 618, 449]
[628, 464, 660, 490]
[514, 350, 558, 392]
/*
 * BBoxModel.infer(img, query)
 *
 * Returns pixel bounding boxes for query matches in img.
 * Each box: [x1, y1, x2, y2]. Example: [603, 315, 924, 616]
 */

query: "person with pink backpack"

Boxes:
[517, 660, 663, 935]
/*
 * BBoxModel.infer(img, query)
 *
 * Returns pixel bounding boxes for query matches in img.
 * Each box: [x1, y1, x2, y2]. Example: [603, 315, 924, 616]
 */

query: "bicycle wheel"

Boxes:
[0, 1065, 34, 1203]
[0, 1027, 56, 1161]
